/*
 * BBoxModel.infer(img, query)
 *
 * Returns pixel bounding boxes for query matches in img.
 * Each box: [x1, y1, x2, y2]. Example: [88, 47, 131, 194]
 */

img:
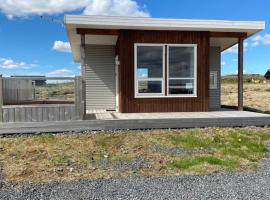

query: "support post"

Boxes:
[0, 75, 3, 122]
[75, 76, 84, 120]
[238, 37, 244, 111]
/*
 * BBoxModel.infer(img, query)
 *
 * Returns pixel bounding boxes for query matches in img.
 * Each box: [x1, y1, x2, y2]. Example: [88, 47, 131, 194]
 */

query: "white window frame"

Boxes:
[134, 44, 166, 98]
[167, 44, 197, 97]
[210, 71, 218, 89]
[134, 43, 197, 98]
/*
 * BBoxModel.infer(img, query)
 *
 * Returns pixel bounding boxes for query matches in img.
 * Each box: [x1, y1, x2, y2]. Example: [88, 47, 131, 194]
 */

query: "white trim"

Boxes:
[134, 44, 166, 98]
[167, 44, 197, 97]
[65, 15, 265, 31]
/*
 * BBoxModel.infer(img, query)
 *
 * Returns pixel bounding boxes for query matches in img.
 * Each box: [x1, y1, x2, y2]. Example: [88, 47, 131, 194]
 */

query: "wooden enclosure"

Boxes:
[3, 78, 33, 104]
[0, 76, 84, 123]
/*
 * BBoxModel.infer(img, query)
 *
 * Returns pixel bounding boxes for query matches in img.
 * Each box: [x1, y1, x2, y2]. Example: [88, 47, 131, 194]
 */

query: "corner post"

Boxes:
[238, 37, 244, 111]
[0, 75, 3, 122]
[75, 76, 84, 120]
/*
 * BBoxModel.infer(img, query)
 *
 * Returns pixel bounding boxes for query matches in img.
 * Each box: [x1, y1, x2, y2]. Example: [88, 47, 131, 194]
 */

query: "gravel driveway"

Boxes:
[1, 145, 270, 200]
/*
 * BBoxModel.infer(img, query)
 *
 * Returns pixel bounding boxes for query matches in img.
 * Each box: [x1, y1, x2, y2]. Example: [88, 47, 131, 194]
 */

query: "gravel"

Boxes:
[91, 157, 151, 171]
[1, 145, 270, 200]
[152, 144, 210, 155]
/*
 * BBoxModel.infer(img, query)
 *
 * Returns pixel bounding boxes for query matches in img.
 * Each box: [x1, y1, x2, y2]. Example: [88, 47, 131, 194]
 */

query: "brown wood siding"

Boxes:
[117, 30, 210, 113]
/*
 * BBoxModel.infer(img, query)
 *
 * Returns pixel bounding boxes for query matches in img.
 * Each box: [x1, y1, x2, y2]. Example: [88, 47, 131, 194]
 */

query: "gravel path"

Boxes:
[1, 145, 270, 200]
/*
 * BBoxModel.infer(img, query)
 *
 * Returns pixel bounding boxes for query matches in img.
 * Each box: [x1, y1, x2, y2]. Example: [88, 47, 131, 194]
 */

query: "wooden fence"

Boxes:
[0, 76, 85, 123]
[3, 78, 33, 104]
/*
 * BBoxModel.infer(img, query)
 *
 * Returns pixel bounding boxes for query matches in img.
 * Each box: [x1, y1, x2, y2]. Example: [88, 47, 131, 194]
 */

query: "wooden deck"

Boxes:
[0, 110, 269, 135]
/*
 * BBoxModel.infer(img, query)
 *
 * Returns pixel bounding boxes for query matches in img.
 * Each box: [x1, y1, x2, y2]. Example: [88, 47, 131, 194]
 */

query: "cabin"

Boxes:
[265, 69, 270, 80]
[65, 15, 265, 113]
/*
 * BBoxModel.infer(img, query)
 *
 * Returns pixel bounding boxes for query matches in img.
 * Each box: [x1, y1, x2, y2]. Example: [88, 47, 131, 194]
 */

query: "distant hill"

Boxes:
[221, 74, 268, 84]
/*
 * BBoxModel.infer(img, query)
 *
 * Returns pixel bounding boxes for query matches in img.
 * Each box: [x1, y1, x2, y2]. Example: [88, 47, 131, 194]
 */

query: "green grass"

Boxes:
[0, 128, 269, 183]
[168, 128, 270, 170]
[169, 155, 239, 170]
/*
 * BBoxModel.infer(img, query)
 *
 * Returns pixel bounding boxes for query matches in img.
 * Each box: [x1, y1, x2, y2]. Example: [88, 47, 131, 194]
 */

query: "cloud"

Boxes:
[83, 0, 150, 17]
[221, 61, 226, 66]
[224, 42, 249, 54]
[250, 34, 270, 47]
[0, 0, 150, 19]
[46, 69, 75, 77]
[0, 58, 36, 69]
[0, 0, 90, 19]
[52, 41, 71, 53]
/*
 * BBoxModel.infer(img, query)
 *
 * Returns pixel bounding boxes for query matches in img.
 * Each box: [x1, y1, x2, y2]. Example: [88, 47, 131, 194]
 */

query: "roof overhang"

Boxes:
[64, 15, 265, 62]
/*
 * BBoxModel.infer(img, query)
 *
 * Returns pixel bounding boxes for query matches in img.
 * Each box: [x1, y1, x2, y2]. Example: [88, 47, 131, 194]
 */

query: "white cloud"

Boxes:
[0, 58, 36, 69]
[221, 61, 226, 66]
[0, 0, 150, 19]
[52, 41, 71, 53]
[0, 0, 90, 19]
[232, 58, 238, 62]
[83, 0, 150, 17]
[46, 69, 75, 77]
[250, 34, 270, 47]
[224, 42, 249, 54]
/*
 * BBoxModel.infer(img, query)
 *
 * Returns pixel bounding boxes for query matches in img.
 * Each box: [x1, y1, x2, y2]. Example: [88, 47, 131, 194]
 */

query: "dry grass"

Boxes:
[34, 82, 75, 101]
[221, 83, 270, 113]
[0, 128, 269, 183]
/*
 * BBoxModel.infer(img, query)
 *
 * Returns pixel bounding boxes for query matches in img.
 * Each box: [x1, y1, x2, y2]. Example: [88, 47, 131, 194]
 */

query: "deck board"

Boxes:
[0, 111, 269, 135]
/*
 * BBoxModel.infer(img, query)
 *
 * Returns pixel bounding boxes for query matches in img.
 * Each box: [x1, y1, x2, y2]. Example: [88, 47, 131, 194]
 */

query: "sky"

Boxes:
[0, 0, 269, 77]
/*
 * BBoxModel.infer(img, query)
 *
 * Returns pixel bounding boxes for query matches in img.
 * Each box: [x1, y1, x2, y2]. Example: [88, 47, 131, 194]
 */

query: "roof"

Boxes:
[265, 69, 270, 77]
[65, 15, 265, 62]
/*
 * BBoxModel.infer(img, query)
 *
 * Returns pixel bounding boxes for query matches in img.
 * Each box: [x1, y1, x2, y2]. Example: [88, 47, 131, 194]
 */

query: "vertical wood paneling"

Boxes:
[117, 30, 210, 113]
[2, 105, 76, 123]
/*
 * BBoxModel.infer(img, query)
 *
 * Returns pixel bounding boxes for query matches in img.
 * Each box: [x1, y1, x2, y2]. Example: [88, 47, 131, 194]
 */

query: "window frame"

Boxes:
[134, 43, 166, 98]
[134, 43, 197, 98]
[167, 44, 198, 97]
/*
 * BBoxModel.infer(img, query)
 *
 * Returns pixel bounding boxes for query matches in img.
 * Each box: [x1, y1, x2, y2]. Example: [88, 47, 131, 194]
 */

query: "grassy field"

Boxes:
[221, 82, 270, 113]
[1, 128, 270, 183]
[34, 82, 75, 101]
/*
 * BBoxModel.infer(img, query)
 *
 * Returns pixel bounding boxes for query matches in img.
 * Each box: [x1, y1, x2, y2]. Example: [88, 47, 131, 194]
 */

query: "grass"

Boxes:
[221, 82, 270, 113]
[0, 128, 269, 183]
[169, 156, 239, 170]
[34, 82, 75, 101]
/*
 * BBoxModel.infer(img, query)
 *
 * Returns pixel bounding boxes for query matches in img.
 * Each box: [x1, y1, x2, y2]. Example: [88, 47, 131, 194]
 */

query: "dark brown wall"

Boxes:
[116, 30, 210, 113]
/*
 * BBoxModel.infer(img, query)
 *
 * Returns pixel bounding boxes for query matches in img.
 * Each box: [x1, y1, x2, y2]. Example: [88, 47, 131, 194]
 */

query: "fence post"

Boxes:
[75, 76, 84, 120]
[0, 75, 3, 122]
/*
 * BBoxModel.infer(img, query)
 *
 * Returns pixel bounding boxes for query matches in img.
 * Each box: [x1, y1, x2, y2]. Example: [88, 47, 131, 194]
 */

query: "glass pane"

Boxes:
[168, 79, 194, 95]
[137, 46, 163, 78]
[138, 80, 162, 94]
[169, 46, 195, 78]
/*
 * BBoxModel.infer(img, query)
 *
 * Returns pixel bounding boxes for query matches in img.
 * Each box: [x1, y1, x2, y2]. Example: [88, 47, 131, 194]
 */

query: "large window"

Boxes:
[167, 45, 197, 96]
[135, 44, 197, 98]
[135, 45, 165, 97]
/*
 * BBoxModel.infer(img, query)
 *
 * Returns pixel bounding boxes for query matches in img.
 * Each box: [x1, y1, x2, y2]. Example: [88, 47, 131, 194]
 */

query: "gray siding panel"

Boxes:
[84, 45, 116, 111]
[2, 105, 76, 123]
[210, 47, 221, 110]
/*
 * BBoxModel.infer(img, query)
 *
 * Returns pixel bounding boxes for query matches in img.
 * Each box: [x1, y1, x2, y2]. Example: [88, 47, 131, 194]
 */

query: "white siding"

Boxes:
[209, 47, 221, 110]
[83, 45, 116, 112]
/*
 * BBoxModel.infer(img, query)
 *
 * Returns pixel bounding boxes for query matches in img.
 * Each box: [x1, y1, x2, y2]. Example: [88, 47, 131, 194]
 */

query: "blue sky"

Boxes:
[0, 0, 269, 76]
